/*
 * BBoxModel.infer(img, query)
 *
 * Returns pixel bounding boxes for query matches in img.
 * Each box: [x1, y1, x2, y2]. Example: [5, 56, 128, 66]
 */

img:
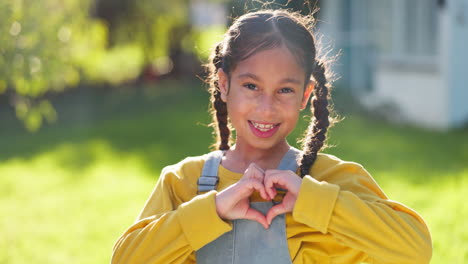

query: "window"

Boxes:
[369, 0, 439, 64]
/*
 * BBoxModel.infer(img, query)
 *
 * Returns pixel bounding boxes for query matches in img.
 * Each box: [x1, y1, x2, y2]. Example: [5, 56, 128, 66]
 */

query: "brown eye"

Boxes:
[244, 83, 257, 91]
[279, 87, 294, 93]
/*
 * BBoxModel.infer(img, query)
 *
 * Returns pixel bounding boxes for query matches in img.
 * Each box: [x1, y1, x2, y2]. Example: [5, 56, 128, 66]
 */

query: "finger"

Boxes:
[251, 166, 266, 182]
[244, 207, 269, 229]
[266, 203, 288, 226]
[265, 170, 301, 195]
[244, 163, 265, 181]
[265, 183, 277, 200]
[268, 187, 277, 200]
[264, 171, 282, 199]
[248, 179, 269, 201]
[250, 163, 265, 174]
[246, 162, 264, 174]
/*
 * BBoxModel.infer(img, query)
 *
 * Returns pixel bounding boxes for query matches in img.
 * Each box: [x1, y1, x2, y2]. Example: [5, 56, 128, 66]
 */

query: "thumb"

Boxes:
[244, 207, 269, 229]
[266, 203, 288, 226]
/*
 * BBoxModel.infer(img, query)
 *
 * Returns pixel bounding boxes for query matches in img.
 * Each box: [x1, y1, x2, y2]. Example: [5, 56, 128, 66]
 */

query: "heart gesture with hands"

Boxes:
[215, 163, 302, 229]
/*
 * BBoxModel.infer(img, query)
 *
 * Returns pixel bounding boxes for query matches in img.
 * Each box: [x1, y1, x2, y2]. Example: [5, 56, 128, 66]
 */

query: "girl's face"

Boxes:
[218, 46, 313, 151]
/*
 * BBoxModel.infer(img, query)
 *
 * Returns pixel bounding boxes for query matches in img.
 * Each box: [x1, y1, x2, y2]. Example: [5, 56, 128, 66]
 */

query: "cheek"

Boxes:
[279, 97, 303, 112]
[226, 97, 248, 122]
[287, 109, 301, 124]
[282, 101, 302, 123]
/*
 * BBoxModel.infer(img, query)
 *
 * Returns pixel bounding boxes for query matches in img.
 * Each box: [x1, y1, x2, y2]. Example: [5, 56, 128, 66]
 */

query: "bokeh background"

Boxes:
[1, 0, 467, 263]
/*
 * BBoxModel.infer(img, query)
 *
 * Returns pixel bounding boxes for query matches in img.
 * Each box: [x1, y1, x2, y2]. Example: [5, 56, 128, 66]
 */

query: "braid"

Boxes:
[209, 44, 231, 150]
[299, 61, 330, 177]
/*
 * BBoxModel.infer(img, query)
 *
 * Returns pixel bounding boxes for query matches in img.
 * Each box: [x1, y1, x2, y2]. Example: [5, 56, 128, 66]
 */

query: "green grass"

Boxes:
[0, 79, 467, 263]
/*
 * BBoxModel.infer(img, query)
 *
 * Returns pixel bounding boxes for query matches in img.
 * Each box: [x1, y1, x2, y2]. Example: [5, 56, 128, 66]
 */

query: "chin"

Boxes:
[247, 138, 284, 151]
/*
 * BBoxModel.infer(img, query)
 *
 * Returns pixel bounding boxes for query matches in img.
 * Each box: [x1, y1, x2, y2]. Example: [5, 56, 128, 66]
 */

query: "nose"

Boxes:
[257, 94, 277, 117]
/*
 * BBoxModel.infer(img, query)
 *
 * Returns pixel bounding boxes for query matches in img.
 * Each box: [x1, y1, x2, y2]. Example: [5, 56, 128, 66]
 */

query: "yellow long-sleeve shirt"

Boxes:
[111, 153, 432, 264]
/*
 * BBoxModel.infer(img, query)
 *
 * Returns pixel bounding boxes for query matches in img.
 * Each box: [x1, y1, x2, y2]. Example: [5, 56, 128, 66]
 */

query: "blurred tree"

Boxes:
[0, 0, 209, 131]
[93, 0, 200, 80]
[0, 0, 106, 131]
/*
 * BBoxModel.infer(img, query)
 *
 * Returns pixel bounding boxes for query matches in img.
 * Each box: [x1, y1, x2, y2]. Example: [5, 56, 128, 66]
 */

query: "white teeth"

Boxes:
[252, 122, 276, 132]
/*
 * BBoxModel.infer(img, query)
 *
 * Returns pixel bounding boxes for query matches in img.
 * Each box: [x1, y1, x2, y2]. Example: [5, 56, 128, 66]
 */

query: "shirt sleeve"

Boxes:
[292, 161, 432, 264]
[111, 164, 232, 264]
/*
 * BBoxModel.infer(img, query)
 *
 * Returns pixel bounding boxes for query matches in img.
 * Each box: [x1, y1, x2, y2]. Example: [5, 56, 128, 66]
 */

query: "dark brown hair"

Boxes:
[206, 9, 335, 177]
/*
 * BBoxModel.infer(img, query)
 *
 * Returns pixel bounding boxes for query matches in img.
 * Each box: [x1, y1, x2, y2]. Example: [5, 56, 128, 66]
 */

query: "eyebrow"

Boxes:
[236, 73, 301, 85]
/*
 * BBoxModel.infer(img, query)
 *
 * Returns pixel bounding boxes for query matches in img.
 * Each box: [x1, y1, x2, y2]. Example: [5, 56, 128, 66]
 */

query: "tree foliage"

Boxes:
[0, 0, 218, 131]
[0, 0, 105, 131]
[94, 0, 190, 66]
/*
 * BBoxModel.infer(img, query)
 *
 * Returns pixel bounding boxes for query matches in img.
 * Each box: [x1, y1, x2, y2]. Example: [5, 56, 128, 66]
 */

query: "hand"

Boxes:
[215, 163, 271, 229]
[264, 169, 302, 226]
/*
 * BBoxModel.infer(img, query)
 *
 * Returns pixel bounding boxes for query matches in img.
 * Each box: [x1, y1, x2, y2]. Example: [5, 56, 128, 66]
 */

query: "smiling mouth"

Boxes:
[249, 121, 280, 132]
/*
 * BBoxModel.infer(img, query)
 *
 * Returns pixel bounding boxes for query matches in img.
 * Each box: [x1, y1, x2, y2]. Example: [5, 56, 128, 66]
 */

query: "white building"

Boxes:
[319, 0, 468, 130]
[190, 0, 227, 29]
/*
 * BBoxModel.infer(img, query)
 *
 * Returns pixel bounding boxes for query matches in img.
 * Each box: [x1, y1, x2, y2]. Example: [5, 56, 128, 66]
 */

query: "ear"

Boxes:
[217, 69, 229, 102]
[301, 80, 314, 110]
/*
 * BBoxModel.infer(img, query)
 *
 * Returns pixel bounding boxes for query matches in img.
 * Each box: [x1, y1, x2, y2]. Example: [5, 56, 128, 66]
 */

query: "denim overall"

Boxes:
[196, 147, 301, 264]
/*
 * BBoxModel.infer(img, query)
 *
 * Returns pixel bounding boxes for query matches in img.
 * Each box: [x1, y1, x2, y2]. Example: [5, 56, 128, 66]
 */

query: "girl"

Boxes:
[112, 9, 432, 264]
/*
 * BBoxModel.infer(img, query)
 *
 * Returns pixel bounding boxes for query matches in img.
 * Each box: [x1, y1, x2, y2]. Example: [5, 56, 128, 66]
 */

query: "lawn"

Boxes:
[0, 79, 466, 263]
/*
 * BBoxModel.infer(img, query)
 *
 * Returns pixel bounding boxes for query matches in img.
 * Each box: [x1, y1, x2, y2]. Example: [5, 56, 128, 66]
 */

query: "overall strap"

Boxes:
[197, 150, 224, 193]
[277, 147, 301, 172]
